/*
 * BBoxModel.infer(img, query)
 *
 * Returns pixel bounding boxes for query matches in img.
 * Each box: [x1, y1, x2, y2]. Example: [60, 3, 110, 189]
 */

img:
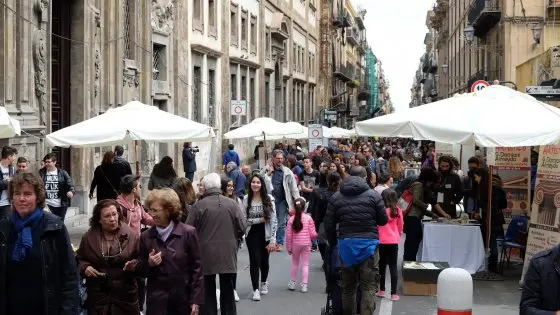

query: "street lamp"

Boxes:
[531, 23, 543, 44]
[464, 24, 475, 44]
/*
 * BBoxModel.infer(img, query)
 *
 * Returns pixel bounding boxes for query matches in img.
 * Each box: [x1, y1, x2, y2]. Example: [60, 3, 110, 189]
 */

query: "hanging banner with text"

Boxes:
[492, 147, 531, 229]
[521, 145, 560, 281]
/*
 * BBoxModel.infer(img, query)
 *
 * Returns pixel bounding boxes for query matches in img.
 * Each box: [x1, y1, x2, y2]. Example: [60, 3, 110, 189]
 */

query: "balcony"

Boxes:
[357, 82, 371, 100]
[357, 40, 367, 54]
[346, 28, 360, 46]
[421, 54, 429, 73]
[428, 55, 437, 73]
[334, 62, 355, 82]
[270, 12, 290, 42]
[548, 0, 560, 19]
[468, 0, 501, 38]
[333, 9, 351, 28]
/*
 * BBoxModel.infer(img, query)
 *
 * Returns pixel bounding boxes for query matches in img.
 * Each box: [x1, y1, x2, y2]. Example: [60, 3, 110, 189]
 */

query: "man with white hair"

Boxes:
[186, 173, 246, 315]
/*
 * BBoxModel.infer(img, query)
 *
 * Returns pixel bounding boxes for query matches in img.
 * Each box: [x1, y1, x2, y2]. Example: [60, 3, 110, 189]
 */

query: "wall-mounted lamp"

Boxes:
[464, 24, 474, 44]
[531, 23, 543, 44]
[441, 62, 449, 74]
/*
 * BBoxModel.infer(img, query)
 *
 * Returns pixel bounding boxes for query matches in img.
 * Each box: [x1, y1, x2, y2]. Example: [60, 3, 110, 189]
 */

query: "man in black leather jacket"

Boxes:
[520, 243, 560, 315]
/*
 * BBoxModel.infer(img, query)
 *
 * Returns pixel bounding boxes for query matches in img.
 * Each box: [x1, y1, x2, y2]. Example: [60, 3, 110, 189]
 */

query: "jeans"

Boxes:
[246, 224, 270, 290]
[403, 216, 422, 261]
[378, 244, 399, 295]
[480, 222, 499, 272]
[186, 172, 194, 182]
[50, 206, 68, 222]
[203, 273, 237, 315]
[291, 245, 311, 284]
[340, 250, 380, 315]
[136, 277, 146, 311]
[275, 200, 288, 245]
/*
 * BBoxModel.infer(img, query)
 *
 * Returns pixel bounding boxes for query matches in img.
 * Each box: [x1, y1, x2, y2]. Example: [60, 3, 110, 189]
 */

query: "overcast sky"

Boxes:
[351, 0, 435, 112]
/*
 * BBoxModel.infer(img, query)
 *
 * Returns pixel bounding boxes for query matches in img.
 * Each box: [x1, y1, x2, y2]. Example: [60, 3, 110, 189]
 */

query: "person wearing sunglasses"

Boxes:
[76, 199, 140, 315]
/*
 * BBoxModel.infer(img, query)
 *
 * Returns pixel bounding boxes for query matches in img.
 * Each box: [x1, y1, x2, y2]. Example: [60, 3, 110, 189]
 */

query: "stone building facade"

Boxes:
[0, 0, 320, 217]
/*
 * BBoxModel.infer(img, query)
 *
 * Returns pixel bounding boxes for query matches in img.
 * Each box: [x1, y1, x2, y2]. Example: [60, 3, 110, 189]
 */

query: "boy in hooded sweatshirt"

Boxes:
[223, 144, 241, 168]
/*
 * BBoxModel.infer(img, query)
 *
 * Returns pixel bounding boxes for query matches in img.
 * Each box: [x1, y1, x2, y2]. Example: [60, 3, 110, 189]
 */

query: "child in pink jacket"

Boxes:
[377, 189, 404, 301]
[286, 197, 318, 293]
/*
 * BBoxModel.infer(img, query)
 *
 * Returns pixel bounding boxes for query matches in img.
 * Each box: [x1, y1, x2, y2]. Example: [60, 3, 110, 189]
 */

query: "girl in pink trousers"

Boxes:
[376, 188, 404, 301]
[286, 197, 318, 293]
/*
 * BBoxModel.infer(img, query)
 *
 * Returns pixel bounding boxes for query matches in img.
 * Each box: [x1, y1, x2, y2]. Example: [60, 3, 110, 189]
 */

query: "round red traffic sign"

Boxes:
[311, 129, 320, 137]
[471, 80, 489, 92]
[234, 106, 243, 114]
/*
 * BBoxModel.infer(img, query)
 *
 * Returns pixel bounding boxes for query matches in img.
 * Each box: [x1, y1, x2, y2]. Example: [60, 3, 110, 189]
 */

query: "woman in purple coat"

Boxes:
[136, 188, 204, 315]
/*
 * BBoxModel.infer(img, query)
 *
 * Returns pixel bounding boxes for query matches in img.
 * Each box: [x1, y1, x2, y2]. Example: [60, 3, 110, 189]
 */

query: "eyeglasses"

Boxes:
[101, 238, 123, 262]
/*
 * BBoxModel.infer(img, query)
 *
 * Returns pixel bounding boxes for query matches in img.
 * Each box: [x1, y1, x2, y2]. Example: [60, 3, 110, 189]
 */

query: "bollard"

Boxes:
[437, 268, 473, 315]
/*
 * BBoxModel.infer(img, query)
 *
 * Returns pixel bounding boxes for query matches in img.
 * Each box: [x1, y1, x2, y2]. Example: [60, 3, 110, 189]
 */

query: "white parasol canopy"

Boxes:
[0, 107, 21, 138]
[355, 85, 560, 147]
[327, 127, 355, 138]
[46, 101, 215, 148]
[224, 117, 303, 140]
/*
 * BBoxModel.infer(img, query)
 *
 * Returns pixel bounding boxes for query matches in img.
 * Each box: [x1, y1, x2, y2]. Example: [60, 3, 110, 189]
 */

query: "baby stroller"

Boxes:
[321, 245, 362, 315]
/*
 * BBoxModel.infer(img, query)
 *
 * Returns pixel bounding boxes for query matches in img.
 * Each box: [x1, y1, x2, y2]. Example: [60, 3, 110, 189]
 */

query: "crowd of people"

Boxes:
[0, 138, 556, 314]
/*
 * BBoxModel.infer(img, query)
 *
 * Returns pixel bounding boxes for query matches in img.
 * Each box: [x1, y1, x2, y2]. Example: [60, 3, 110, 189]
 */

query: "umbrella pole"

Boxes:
[134, 140, 140, 176]
[474, 165, 503, 281]
[263, 132, 268, 164]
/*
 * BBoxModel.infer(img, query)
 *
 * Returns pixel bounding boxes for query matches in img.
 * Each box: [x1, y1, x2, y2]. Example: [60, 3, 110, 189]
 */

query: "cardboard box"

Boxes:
[401, 261, 450, 296]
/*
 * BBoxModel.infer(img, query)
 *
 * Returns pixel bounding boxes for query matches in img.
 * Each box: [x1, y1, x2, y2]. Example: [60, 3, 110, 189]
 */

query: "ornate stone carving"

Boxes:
[93, 8, 101, 98]
[32, 29, 48, 126]
[123, 68, 140, 87]
[34, 0, 49, 23]
[151, 0, 175, 34]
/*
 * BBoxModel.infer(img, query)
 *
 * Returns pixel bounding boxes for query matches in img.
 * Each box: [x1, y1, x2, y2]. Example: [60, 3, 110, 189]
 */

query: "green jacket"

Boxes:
[407, 182, 436, 219]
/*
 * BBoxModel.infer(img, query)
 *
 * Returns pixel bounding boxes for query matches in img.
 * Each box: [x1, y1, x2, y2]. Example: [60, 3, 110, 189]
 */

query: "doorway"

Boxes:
[51, 0, 72, 172]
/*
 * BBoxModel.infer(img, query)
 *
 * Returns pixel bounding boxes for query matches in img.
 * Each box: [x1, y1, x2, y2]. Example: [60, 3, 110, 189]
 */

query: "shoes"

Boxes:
[252, 289, 261, 301]
[375, 290, 385, 298]
[288, 280, 296, 291]
[260, 282, 269, 295]
[391, 294, 400, 301]
[276, 244, 284, 252]
[311, 244, 318, 252]
[301, 284, 308, 293]
[234, 290, 240, 302]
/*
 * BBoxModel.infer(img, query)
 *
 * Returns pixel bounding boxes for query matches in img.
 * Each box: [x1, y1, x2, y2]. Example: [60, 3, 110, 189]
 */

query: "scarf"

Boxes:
[156, 221, 175, 242]
[11, 208, 44, 262]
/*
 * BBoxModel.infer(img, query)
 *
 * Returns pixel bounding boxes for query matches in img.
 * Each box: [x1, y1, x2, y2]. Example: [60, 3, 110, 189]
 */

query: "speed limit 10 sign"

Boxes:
[471, 80, 490, 92]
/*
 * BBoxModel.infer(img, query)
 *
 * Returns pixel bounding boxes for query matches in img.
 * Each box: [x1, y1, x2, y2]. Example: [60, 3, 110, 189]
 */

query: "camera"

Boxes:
[191, 146, 200, 153]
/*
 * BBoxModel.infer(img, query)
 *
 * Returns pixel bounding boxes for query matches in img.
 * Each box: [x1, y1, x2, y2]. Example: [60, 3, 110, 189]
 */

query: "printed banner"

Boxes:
[493, 147, 531, 228]
[521, 145, 560, 281]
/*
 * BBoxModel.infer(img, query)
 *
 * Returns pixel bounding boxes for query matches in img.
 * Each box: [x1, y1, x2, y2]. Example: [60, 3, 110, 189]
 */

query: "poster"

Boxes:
[521, 145, 560, 281]
[493, 147, 531, 228]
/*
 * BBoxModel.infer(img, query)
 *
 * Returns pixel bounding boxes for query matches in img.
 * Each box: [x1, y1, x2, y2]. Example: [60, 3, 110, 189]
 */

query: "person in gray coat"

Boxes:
[186, 173, 246, 315]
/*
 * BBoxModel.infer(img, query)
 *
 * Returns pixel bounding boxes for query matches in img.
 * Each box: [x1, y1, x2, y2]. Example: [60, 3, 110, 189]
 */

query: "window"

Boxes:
[209, 0, 217, 36]
[265, 27, 271, 60]
[264, 77, 270, 116]
[241, 75, 247, 123]
[193, 66, 202, 122]
[308, 52, 312, 75]
[152, 43, 166, 80]
[241, 10, 248, 50]
[250, 15, 257, 54]
[230, 4, 238, 46]
[293, 45, 296, 70]
[193, 0, 203, 30]
[230, 74, 237, 99]
[123, 0, 135, 59]
[292, 84, 296, 121]
[208, 69, 216, 127]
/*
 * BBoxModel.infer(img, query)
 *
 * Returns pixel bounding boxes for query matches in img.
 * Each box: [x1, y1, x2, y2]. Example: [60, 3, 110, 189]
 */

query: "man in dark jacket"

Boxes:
[434, 155, 464, 219]
[520, 243, 560, 314]
[182, 142, 197, 181]
[113, 145, 133, 179]
[324, 166, 388, 315]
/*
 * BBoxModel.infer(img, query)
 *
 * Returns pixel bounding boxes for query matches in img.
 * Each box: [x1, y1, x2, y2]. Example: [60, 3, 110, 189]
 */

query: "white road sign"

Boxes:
[470, 80, 489, 92]
[230, 100, 247, 116]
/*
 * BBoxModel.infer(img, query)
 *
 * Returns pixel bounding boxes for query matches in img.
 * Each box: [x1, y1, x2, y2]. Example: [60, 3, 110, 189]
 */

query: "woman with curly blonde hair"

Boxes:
[389, 156, 404, 185]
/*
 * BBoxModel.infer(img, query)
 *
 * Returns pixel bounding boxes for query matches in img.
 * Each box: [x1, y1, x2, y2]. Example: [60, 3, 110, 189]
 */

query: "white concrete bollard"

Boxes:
[437, 268, 473, 315]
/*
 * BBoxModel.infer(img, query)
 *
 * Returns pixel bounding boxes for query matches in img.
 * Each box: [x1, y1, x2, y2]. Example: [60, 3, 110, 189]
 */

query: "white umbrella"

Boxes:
[0, 107, 21, 138]
[327, 127, 355, 138]
[253, 122, 307, 140]
[356, 85, 560, 147]
[46, 101, 215, 148]
[224, 117, 302, 140]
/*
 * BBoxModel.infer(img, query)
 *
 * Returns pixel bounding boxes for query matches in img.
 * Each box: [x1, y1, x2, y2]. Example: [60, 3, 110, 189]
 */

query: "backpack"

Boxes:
[376, 159, 388, 177]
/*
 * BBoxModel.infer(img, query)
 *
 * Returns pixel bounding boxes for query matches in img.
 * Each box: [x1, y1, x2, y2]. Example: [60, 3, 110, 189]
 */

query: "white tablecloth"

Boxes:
[417, 223, 485, 274]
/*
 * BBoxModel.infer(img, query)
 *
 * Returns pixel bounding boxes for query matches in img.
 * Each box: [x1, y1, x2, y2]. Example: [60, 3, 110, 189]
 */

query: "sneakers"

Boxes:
[301, 284, 308, 293]
[376, 290, 385, 298]
[288, 280, 296, 290]
[252, 289, 261, 301]
[260, 282, 269, 295]
[276, 244, 284, 252]
[234, 290, 240, 302]
[391, 294, 400, 301]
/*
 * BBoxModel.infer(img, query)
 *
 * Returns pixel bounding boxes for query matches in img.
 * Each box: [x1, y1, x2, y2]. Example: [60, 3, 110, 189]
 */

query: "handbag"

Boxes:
[397, 189, 414, 217]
